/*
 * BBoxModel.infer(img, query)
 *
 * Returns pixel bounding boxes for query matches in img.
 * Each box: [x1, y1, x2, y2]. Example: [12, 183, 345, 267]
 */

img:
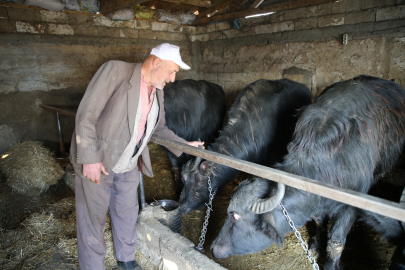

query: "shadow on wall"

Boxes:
[283, 67, 316, 98]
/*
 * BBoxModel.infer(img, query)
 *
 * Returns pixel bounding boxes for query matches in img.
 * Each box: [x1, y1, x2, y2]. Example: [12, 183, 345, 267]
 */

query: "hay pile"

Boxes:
[57, 208, 117, 268]
[0, 196, 120, 269]
[0, 197, 76, 269]
[0, 141, 64, 196]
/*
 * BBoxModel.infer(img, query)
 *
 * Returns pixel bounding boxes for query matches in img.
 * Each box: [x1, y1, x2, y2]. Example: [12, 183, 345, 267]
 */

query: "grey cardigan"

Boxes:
[70, 60, 188, 179]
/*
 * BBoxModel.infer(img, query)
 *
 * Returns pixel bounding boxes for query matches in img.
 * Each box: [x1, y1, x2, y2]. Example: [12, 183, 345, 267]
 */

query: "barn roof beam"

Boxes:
[230, 2, 246, 11]
[161, 0, 211, 8]
[143, 0, 160, 9]
[194, 0, 336, 25]
[249, 0, 264, 9]
[197, 0, 236, 19]
[99, 0, 150, 14]
[215, 3, 232, 15]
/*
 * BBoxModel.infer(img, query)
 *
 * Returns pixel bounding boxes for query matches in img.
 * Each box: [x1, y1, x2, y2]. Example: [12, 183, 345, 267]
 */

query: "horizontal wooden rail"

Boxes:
[39, 105, 77, 117]
[151, 135, 405, 223]
[37, 104, 405, 222]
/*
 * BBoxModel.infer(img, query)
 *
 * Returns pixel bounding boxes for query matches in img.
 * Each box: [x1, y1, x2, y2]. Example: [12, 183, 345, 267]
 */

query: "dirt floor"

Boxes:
[0, 142, 404, 270]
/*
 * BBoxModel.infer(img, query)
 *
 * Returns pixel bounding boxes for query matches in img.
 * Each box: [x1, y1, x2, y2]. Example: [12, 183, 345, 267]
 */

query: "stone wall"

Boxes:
[192, 0, 405, 100]
[1, 0, 405, 153]
[0, 4, 196, 153]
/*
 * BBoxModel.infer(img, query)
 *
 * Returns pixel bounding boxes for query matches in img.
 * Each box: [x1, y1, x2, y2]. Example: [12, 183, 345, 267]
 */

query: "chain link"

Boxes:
[195, 176, 217, 252]
[279, 203, 320, 270]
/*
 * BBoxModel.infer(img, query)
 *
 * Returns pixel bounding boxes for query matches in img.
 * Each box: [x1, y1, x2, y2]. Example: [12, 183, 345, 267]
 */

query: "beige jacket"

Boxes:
[70, 60, 187, 180]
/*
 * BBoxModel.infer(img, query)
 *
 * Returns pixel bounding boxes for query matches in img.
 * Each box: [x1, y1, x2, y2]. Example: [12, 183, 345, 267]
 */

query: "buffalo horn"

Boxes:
[191, 156, 202, 171]
[249, 182, 285, 214]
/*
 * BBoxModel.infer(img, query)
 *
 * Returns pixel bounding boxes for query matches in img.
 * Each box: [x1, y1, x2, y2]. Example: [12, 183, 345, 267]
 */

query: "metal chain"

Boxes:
[195, 176, 217, 252]
[279, 203, 320, 270]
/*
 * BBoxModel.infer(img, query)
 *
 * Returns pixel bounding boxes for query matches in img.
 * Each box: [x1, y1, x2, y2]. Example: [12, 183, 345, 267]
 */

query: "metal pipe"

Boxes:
[56, 112, 65, 156]
[150, 135, 405, 223]
[139, 171, 146, 211]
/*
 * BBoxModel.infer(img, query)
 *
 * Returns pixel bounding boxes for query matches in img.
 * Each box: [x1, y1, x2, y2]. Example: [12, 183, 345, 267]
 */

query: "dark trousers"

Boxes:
[75, 167, 140, 270]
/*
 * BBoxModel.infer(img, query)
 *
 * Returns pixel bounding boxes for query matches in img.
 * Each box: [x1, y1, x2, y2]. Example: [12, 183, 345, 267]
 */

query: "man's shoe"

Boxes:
[117, 260, 142, 270]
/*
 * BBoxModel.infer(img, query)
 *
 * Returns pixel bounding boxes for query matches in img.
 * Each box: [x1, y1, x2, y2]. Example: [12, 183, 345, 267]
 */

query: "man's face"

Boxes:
[151, 59, 179, 89]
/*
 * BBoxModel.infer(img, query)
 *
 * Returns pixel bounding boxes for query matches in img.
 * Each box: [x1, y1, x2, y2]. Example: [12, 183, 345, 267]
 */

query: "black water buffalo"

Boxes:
[211, 76, 405, 270]
[179, 79, 312, 214]
[163, 79, 226, 196]
[359, 203, 405, 270]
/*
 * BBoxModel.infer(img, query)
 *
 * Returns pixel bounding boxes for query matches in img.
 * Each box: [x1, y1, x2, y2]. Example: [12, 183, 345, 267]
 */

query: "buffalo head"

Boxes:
[211, 178, 285, 258]
[178, 155, 214, 214]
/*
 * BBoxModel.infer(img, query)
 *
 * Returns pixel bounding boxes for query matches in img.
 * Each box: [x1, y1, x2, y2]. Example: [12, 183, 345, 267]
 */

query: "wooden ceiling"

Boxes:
[99, 0, 338, 26]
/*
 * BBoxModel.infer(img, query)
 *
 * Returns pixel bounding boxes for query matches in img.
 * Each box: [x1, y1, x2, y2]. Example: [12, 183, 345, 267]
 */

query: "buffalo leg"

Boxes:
[401, 187, 405, 231]
[389, 243, 405, 270]
[388, 187, 405, 270]
[161, 146, 185, 200]
[324, 206, 357, 270]
[310, 214, 329, 259]
[172, 166, 183, 200]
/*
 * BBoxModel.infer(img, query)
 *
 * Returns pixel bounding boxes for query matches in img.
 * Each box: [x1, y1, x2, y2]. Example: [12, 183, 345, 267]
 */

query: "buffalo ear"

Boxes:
[263, 213, 276, 228]
[256, 215, 284, 246]
[199, 161, 212, 176]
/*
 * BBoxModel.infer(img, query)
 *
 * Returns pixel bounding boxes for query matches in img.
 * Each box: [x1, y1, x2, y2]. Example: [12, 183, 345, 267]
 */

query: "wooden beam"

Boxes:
[144, 0, 177, 11]
[249, 0, 264, 9]
[197, 0, 236, 18]
[165, 3, 200, 13]
[0, 1, 42, 10]
[169, 4, 183, 13]
[99, 0, 149, 14]
[40, 105, 77, 118]
[230, 2, 246, 11]
[143, 0, 160, 9]
[215, 4, 231, 15]
[161, 0, 211, 8]
[151, 136, 405, 223]
[194, 0, 336, 25]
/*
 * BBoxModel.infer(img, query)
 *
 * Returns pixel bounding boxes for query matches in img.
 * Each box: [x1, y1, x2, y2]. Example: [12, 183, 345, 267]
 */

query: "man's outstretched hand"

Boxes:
[188, 141, 205, 148]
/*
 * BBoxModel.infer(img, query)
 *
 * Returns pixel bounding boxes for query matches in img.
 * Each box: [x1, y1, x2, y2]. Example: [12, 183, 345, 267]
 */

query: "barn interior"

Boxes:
[1, 0, 405, 269]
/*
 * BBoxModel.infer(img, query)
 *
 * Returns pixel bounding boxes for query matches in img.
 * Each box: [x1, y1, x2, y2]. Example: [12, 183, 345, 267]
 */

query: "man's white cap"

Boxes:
[150, 43, 191, 70]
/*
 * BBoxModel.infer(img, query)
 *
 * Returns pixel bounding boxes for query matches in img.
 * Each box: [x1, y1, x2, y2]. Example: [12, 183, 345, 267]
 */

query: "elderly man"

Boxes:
[70, 43, 203, 270]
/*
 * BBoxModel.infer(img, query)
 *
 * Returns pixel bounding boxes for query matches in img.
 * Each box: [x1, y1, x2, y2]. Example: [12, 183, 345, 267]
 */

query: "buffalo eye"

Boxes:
[181, 177, 186, 183]
[232, 213, 241, 221]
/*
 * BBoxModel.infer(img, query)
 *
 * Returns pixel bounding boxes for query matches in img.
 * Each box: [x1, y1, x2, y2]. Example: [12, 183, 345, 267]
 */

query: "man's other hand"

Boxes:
[83, 162, 109, 184]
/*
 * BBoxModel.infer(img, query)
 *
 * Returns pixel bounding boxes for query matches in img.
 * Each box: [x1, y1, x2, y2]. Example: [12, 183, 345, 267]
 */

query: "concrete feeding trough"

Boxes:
[151, 199, 183, 235]
[136, 204, 227, 270]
